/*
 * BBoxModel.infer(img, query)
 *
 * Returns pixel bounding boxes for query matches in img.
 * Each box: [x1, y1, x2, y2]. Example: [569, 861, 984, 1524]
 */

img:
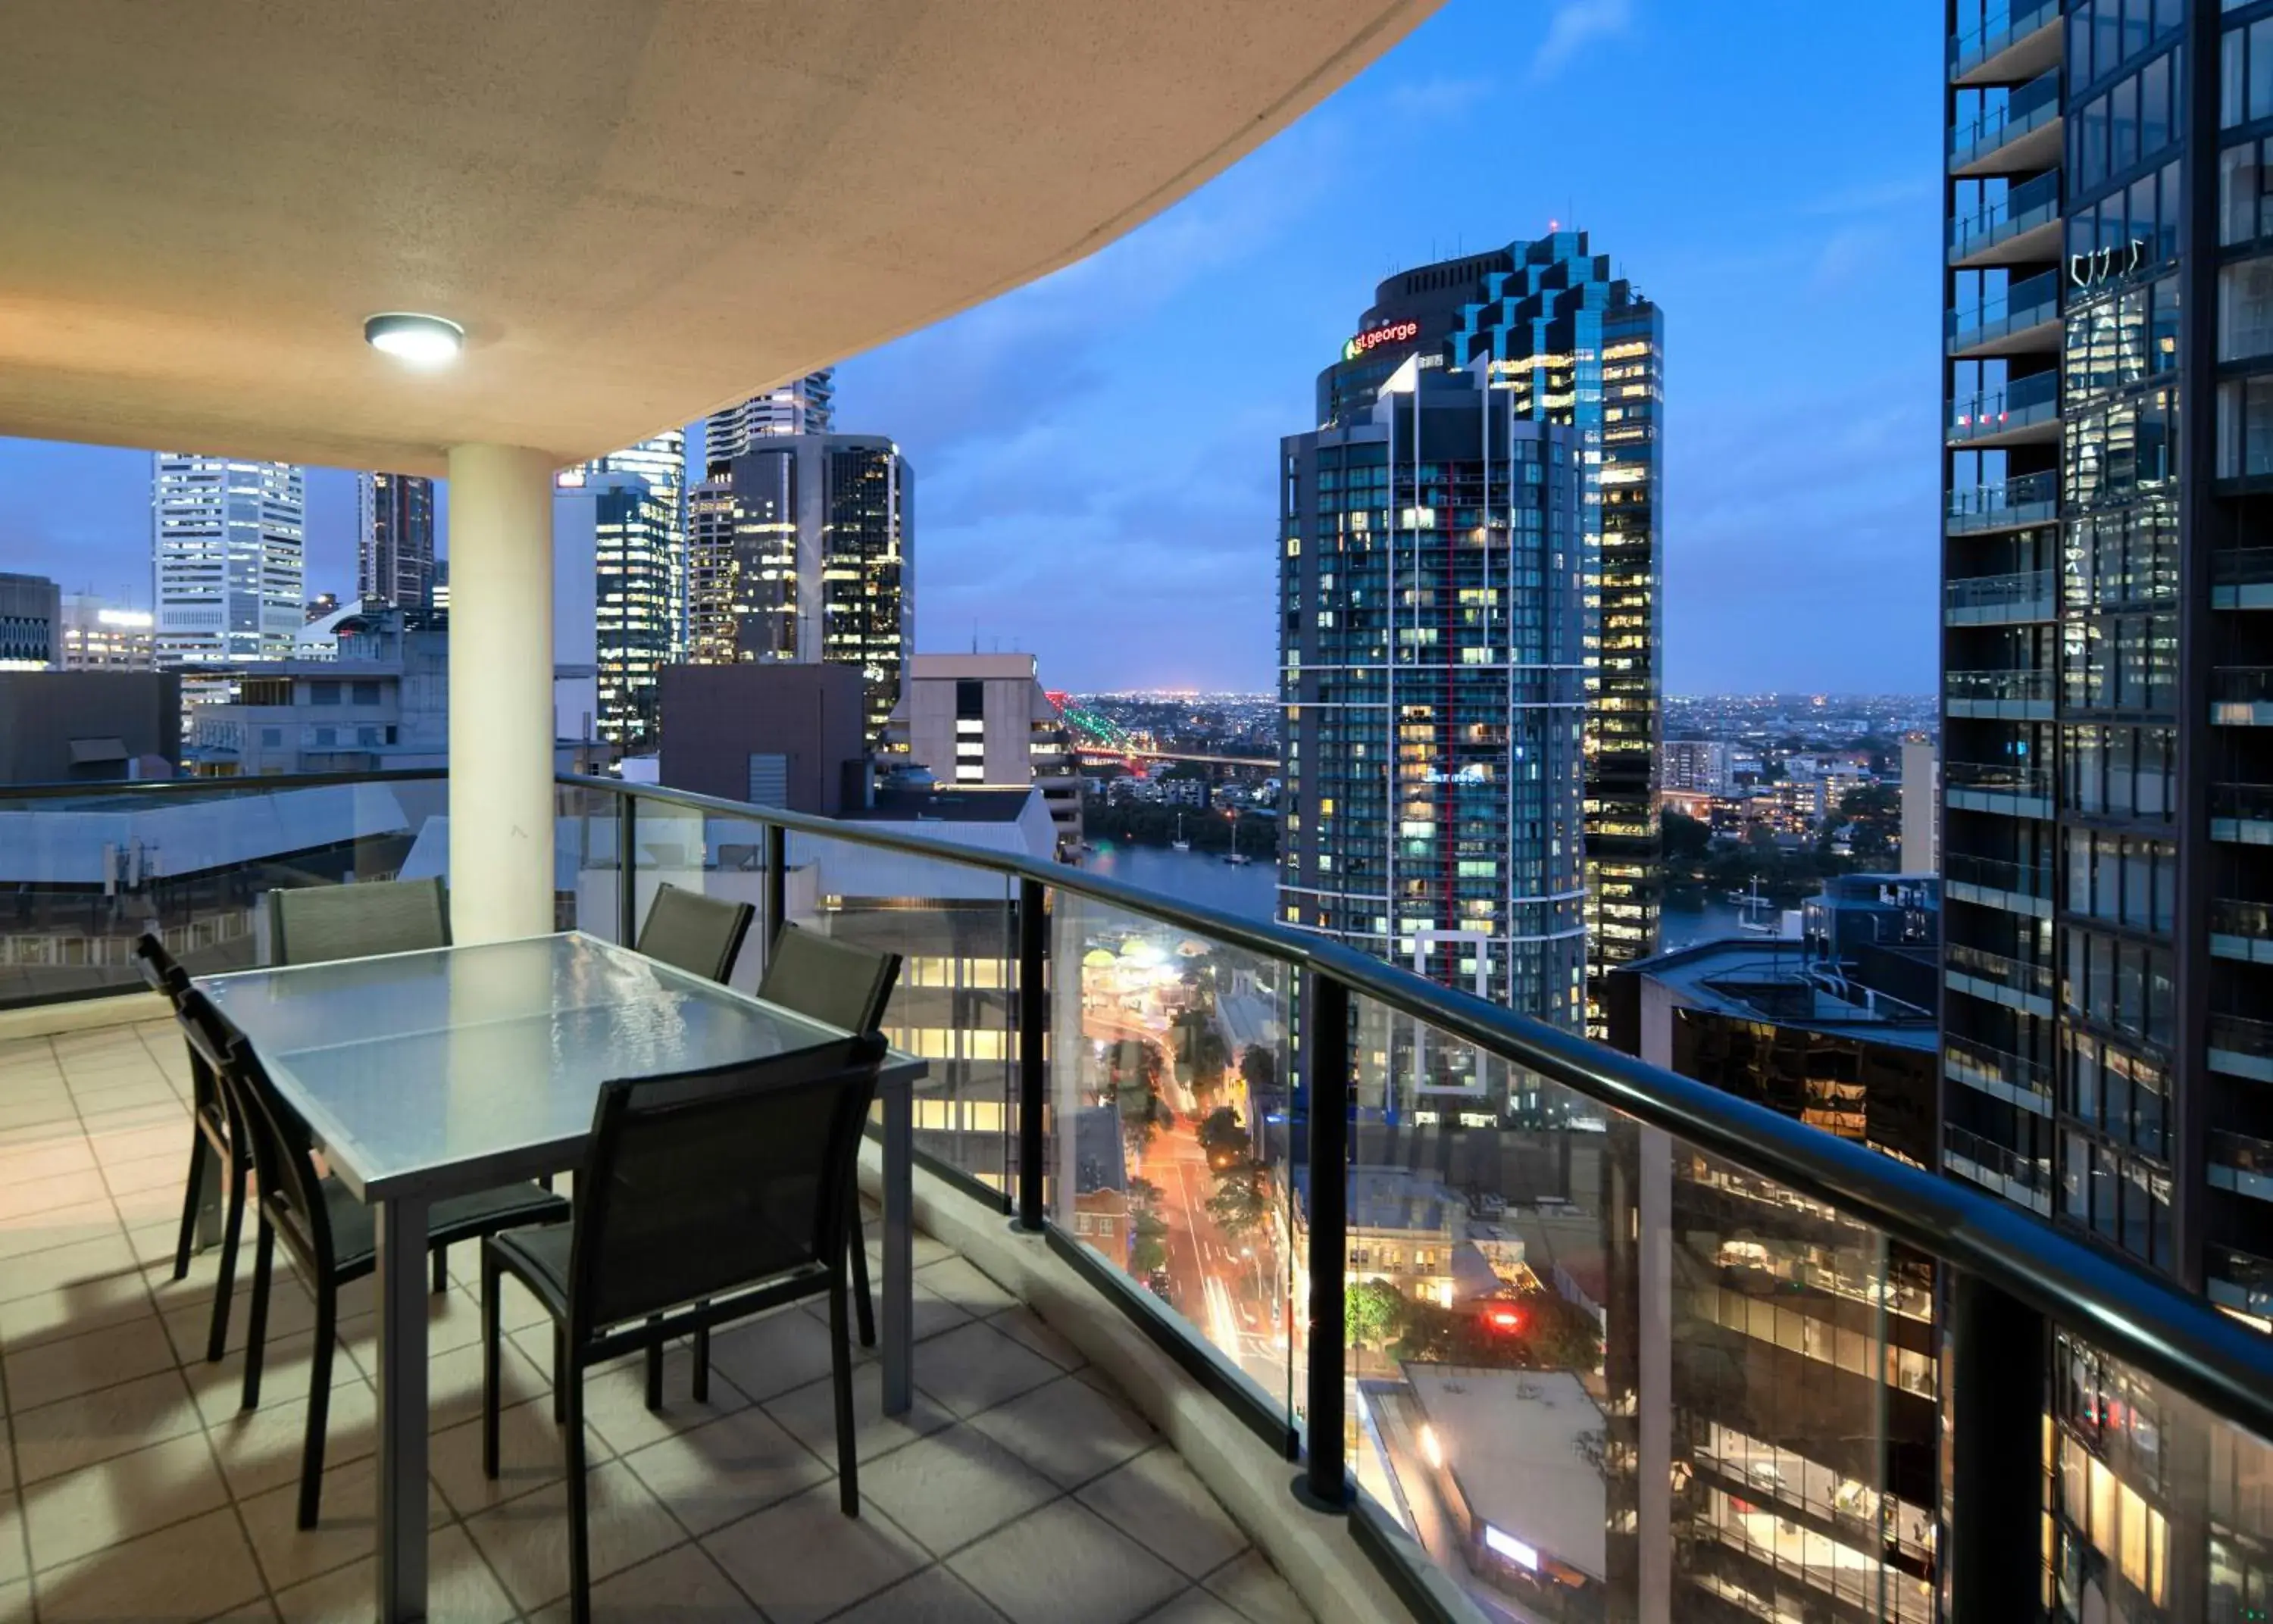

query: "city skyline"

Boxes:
[0, 2, 1935, 693]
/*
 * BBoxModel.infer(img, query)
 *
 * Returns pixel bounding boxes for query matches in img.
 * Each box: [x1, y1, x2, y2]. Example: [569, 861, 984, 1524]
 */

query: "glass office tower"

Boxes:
[682, 433, 912, 747]
[355, 472, 436, 613]
[1280, 358, 1589, 1033]
[151, 454, 305, 665]
[1313, 234, 1665, 1038]
[1944, 3, 2273, 1617]
[572, 431, 688, 663]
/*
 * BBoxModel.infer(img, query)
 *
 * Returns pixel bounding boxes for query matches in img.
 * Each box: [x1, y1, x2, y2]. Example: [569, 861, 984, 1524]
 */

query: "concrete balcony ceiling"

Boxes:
[0, 0, 1430, 473]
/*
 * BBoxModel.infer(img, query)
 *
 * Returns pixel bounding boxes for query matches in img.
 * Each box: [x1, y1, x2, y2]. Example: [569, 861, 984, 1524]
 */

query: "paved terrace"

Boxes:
[0, 1020, 1315, 1624]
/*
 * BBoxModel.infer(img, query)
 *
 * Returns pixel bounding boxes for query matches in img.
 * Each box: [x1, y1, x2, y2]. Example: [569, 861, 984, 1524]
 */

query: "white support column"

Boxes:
[446, 443, 558, 944]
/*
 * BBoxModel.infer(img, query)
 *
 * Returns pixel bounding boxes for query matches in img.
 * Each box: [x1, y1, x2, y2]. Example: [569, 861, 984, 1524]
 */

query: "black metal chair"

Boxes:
[267, 876, 449, 967]
[175, 988, 570, 1530]
[480, 1035, 887, 1624]
[756, 924, 902, 1347]
[633, 882, 755, 984]
[139, 934, 259, 1364]
[269, 876, 470, 1293]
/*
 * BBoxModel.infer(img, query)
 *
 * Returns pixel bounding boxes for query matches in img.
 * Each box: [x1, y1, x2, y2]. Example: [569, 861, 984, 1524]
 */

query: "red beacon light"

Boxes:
[1484, 1304, 1524, 1332]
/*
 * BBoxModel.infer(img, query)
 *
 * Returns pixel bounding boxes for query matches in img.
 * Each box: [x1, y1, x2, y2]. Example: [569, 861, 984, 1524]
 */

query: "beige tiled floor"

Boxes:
[0, 1022, 1314, 1624]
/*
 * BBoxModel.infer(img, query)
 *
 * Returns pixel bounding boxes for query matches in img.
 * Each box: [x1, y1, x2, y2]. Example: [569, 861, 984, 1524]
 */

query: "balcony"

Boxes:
[2215, 546, 2273, 611]
[1946, 269, 2061, 359]
[1944, 666, 2054, 720]
[1949, 0, 2063, 86]
[1944, 1126, 2052, 1216]
[1944, 567, 2055, 626]
[2214, 667, 2273, 726]
[1943, 758, 2054, 818]
[2212, 1132, 2273, 1205]
[2212, 1013, 2273, 1084]
[1948, 69, 2062, 179]
[2214, 782, 2273, 845]
[1943, 1034, 2055, 1113]
[2212, 898, 2273, 965]
[6, 773, 2273, 1623]
[1948, 171, 2062, 269]
[1946, 370, 2059, 448]
[1946, 470, 2057, 535]
[1943, 852, 2054, 920]
[1945, 941, 2056, 1017]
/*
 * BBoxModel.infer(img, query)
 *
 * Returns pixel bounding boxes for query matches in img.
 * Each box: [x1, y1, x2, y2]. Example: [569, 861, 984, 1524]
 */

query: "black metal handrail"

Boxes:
[561, 773, 2273, 1454]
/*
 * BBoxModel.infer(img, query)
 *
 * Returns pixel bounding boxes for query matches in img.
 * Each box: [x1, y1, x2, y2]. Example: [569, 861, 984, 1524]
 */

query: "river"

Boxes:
[1075, 842, 1776, 953]
[1074, 840, 1280, 923]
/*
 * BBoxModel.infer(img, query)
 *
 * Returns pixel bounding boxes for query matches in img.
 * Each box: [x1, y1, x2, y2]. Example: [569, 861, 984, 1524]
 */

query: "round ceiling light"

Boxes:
[363, 312, 465, 369]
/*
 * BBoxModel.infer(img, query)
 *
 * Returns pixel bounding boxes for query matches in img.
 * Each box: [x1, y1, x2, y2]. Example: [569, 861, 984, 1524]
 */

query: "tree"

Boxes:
[1240, 1045, 1278, 1096]
[1346, 1279, 1405, 1351]
[1663, 807, 1712, 863]
[1197, 1107, 1250, 1164]
[1130, 1209, 1169, 1276]
[1390, 1291, 1602, 1372]
[1206, 1160, 1271, 1238]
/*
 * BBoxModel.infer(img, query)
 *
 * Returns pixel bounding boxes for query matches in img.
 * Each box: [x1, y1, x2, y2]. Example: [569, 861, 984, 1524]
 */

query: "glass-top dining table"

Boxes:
[195, 929, 927, 1623]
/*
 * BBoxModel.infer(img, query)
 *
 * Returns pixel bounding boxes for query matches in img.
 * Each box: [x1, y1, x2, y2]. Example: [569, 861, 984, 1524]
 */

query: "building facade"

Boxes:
[355, 472, 436, 611]
[151, 455, 305, 665]
[1944, 4, 2273, 1617]
[1280, 358, 1589, 1033]
[57, 595, 155, 672]
[1308, 234, 1665, 1036]
[567, 430, 688, 667]
[684, 434, 912, 746]
[0, 573, 61, 667]
[703, 370, 836, 468]
[1605, 876, 1943, 1624]
[884, 652, 1083, 852]
[1665, 738, 1734, 796]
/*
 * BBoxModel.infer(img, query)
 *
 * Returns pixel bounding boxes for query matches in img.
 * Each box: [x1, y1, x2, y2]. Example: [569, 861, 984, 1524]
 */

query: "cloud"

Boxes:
[1382, 76, 1493, 120]
[1530, 0, 1634, 81]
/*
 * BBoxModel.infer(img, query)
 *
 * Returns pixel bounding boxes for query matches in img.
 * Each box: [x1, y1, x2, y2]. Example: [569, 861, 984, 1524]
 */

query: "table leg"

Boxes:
[880, 1077, 912, 1416]
[374, 1195, 431, 1622]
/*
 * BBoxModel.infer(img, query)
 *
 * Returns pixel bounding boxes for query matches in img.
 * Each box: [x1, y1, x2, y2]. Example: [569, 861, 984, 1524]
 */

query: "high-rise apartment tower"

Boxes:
[704, 371, 836, 470]
[1944, 2, 2273, 1615]
[356, 472, 436, 611]
[1280, 355, 1590, 1033]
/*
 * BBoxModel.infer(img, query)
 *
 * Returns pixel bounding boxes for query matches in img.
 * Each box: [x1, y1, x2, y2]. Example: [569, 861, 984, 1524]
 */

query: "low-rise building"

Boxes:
[58, 596, 156, 671]
[884, 653, 1083, 853]
[0, 573, 61, 668]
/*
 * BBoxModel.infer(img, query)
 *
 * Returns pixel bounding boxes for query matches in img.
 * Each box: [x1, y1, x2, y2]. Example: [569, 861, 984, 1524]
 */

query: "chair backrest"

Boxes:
[269, 877, 449, 967]
[568, 1034, 886, 1336]
[635, 882, 755, 985]
[176, 988, 338, 1268]
[757, 923, 902, 1035]
[133, 932, 189, 1006]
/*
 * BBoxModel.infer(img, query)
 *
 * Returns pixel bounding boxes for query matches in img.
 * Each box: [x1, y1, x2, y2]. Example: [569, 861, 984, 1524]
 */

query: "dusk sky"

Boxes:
[0, 0, 1939, 695]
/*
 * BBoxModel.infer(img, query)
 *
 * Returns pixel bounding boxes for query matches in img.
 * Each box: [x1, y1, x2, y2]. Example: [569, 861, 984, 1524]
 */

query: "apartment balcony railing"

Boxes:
[1947, 171, 2061, 266]
[1949, 68, 2062, 173]
[1946, 269, 2061, 355]
[1946, 469, 2057, 533]
[1944, 757, 2055, 816]
[1943, 1032, 2054, 1110]
[1949, 0, 2063, 83]
[2213, 666, 2273, 724]
[2213, 781, 2273, 836]
[1944, 567, 2055, 625]
[2212, 898, 2273, 963]
[1946, 941, 2056, 1001]
[2215, 546, 2273, 609]
[1944, 1125, 2053, 1216]
[2211, 1132, 2273, 1204]
[8, 769, 2273, 1622]
[1946, 370, 2059, 444]
[1946, 666, 2054, 717]
[2212, 1013, 2273, 1084]
[1943, 852, 2055, 917]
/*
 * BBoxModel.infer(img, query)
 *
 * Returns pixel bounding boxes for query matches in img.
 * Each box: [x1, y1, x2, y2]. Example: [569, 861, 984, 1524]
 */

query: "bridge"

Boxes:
[1048, 692, 1275, 771]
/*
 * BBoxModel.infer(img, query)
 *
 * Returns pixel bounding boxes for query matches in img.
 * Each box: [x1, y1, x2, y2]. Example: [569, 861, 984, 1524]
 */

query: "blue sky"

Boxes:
[0, 0, 1941, 695]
